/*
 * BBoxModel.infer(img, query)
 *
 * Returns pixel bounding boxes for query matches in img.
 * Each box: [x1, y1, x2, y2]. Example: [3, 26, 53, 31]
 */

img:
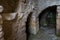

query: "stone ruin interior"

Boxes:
[0, 0, 60, 40]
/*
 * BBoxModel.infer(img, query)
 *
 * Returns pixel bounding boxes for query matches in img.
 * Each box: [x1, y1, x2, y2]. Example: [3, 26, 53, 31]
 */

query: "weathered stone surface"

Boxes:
[0, 0, 19, 13]
[2, 13, 17, 20]
[56, 18, 60, 36]
[0, 5, 4, 12]
[0, 38, 4, 40]
[56, 6, 60, 36]
[0, 32, 4, 38]
[29, 22, 36, 34]
[3, 20, 14, 40]
[0, 15, 4, 40]
[0, 15, 3, 24]
[57, 13, 60, 18]
[18, 13, 24, 20]
[17, 33, 26, 40]
[1, 0, 60, 40]
[0, 25, 2, 31]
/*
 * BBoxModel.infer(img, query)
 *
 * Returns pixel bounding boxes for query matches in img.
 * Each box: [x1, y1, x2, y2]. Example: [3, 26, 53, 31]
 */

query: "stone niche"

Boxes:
[0, 0, 19, 13]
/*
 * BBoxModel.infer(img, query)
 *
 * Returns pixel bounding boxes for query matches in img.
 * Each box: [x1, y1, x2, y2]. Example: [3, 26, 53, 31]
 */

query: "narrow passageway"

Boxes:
[26, 12, 33, 40]
[28, 6, 60, 40]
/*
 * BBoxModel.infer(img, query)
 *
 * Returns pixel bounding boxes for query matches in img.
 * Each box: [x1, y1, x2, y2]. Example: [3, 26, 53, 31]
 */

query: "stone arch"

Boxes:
[37, 5, 57, 16]
[37, 0, 60, 16]
[38, 5, 57, 19]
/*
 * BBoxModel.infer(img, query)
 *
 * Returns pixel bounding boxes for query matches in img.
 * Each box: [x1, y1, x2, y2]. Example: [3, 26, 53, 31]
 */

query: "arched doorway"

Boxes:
[38, 5, 57, 40]
[28, 5, 58, 40]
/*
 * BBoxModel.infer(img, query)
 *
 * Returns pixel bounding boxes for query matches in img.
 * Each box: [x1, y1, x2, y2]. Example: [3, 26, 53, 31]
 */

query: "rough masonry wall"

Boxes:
[56, 6, 60, 36]
[0, 0, 19, 13]
[1, 0, 60, 40]
[37, 0, 60, 16]
[15, 0, 60, 39]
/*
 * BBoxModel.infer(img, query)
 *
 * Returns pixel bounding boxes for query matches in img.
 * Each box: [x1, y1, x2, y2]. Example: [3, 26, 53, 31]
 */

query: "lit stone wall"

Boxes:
[56, 6, 60, 36]
[1, 0, 60, 40]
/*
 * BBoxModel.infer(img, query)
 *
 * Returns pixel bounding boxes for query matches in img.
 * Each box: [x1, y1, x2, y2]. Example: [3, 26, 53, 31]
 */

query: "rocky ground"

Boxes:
[29, 27, 60, 40]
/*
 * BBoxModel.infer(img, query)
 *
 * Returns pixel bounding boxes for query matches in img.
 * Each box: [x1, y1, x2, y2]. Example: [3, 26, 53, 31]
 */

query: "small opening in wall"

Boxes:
[26, 12, 32, 40]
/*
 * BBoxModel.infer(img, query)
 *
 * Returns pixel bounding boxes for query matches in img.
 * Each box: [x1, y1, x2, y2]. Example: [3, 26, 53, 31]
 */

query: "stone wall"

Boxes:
[1, 0, 60, 40]
[0, 0, 19, 13]
[56, 6, 60, 36]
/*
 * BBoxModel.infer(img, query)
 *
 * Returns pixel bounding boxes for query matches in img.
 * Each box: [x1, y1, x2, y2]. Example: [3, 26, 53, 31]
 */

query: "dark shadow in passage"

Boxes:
[26, 12, 32, 40]
[38, 5, 57, 34]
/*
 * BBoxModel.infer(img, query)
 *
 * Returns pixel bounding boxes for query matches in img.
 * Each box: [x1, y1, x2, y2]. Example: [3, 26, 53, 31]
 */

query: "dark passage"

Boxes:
[38, 5, 57, 40]
[26, 12, 32, 40]
[39, 5, 57, 29]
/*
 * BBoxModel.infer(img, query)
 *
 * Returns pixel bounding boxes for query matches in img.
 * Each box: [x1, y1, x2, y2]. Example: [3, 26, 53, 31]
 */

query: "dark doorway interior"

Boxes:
[26, 12, 32, 40]
[38, 5, 57, 35]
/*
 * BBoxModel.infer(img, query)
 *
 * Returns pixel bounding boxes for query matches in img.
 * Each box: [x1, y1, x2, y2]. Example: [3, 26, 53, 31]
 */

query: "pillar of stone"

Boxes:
[2, 13, 18, 40]
[29, 13, 39, 35]
[56, 6, 60, 36]
[16, 1, 26, 40]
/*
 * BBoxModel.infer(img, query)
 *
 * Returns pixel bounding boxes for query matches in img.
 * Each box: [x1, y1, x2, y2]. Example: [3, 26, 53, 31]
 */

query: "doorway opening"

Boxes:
[26, 12, 32, 40]
[38, 5, 57, 39]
